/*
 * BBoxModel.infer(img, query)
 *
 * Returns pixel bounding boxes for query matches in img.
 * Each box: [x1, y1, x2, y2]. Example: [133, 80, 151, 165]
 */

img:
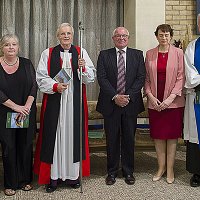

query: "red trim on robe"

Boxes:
[33, 46, 90, 184]
[82, 66, 86, 72]
[82, 85, 90, 176]
[33, 93, 50, 184]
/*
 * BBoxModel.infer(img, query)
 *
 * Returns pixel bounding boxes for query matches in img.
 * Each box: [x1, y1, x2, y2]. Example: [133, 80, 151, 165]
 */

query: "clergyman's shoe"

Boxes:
[125, 174, 135, 185]
[46, 184, 57, 193]
[105, 174, 116, 185]
[190, 174, 200, 187]
[70, 182, 81, 189]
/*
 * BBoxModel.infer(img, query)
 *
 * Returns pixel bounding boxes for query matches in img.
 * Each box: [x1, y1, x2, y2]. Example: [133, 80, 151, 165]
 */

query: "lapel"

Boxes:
[163, 44, 175, 98]
[149, 47, 158, 96]
[151, 47, 158, 86]
[109, 48, 118, 77]
[125, 47, 135, 87]
[125, 47, 131, 78]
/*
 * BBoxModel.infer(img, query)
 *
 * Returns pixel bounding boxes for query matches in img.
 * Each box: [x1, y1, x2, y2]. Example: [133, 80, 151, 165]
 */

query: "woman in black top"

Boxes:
[0, 34, 37, 196]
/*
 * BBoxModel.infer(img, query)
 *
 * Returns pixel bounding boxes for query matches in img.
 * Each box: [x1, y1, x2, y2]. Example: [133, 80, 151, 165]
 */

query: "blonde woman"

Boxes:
[0, 34, 37, 196]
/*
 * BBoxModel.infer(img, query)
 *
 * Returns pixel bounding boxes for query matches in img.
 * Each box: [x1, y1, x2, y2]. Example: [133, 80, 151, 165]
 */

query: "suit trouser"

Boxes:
[104, 107, 137, 176]
[1, 129, 33, 189]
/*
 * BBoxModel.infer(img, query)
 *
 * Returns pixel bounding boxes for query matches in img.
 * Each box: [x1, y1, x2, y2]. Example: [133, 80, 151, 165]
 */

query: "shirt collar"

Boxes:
[115, 47, 127, 53]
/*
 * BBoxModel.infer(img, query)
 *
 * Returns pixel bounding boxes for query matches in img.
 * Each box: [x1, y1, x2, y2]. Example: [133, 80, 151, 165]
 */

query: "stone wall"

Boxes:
[165, 0, 198, 49]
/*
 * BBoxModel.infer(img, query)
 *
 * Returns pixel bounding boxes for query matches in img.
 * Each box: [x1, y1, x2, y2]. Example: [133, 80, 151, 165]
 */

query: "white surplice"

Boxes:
[184, 38, 200, 144]
[36, 47, 96, 180]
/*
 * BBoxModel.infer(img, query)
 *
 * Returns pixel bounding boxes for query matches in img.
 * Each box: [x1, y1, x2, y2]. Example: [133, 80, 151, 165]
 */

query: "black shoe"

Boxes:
[105, 174, 116, 185]
[70, 182, 80, 189]
[190, 174, 200, 187]
[124, 174, 135, 185]
[46, 184, 57, 193]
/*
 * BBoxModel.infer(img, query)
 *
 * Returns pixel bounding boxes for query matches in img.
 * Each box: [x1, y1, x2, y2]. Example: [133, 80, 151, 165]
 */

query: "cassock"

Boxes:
[184, 37, 200, 174]
[33, 44, 96, 184]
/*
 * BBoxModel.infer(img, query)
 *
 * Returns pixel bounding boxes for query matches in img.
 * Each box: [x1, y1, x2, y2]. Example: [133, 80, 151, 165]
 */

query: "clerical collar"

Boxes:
[59, 44, 72, 52]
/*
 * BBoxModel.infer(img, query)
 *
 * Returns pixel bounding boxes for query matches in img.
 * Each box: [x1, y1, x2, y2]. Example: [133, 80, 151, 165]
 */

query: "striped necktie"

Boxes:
[117, 50, 126, 94]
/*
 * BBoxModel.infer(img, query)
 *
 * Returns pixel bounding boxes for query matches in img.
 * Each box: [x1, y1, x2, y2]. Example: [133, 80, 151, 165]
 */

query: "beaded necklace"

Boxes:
[3, 57, 19, 66]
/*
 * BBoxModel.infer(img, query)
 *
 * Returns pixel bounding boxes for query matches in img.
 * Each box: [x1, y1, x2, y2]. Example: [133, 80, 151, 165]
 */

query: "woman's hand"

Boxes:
[12, 104, 30, 116]
[159, 94, 176, 111]
[147, 93, 161, 111]
[3, 98, 32, 116]
[15, 113, 27, 122]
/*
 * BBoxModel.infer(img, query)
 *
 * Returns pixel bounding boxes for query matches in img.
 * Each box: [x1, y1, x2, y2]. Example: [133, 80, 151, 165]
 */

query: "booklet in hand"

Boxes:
[53, 68, 71, 84]
[6, 112, 29, 128]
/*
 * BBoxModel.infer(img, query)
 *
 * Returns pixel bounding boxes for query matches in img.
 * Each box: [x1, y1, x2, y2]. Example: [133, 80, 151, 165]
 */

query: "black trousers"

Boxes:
[104, 107, 137, 176]
[1, 128, 33, 190]
[186, 142, 200, 175]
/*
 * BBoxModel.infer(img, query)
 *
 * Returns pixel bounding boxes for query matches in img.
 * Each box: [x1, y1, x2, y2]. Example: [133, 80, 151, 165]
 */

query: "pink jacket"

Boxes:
[145, 44, 185, 109]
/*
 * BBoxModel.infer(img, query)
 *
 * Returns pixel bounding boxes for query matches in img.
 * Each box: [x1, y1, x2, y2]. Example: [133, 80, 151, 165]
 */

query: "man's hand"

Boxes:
[114, 95, 130, 107]
[78, 55, 86, 71]
[57, 83, 68, 93]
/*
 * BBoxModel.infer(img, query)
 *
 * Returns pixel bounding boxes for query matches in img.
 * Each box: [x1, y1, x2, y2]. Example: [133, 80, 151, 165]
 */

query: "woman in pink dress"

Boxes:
[145, 24, 185, 184]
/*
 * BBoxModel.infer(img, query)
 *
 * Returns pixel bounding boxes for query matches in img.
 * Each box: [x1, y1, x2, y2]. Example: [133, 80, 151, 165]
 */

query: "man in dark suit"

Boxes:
[96, 27, 145, 185]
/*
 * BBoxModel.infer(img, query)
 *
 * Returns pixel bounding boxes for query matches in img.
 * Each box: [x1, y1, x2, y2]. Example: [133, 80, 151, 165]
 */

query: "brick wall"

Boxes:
[165, 0, 198, 49]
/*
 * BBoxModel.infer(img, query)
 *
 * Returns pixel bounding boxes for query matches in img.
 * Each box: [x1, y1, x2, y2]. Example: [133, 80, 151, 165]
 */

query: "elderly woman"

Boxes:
[0, 34, 37, 196]
[145, 24, 185, 184]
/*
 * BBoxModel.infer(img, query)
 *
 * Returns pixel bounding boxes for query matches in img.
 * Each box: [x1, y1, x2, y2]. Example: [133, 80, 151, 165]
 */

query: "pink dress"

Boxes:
[148, 52, 184, 139]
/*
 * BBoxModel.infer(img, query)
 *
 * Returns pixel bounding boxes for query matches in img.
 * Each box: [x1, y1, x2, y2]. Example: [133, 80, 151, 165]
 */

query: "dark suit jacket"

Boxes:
[96, 47, 146, 117]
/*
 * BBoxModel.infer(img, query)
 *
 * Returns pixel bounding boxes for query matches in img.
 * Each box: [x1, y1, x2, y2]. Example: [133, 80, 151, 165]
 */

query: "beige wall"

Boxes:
[124, 0, 136, 48]
[124, 0, 198, 52]
[124, 0, 165, 54]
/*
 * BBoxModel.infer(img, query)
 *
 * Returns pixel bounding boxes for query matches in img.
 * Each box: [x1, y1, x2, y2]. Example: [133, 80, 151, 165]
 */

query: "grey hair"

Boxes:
[112, 27, 130, 37]
[56, 23, 74, 38]
[0, 33, 19, 56]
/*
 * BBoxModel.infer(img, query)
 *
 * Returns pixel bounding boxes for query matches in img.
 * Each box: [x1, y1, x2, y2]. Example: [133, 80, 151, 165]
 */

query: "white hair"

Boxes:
[112, 27, 130, 37]
[56, 23, 74, 38]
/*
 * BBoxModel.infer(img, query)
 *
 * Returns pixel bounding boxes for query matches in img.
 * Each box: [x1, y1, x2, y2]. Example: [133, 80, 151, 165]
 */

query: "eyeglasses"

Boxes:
[114, 34, 129, 39]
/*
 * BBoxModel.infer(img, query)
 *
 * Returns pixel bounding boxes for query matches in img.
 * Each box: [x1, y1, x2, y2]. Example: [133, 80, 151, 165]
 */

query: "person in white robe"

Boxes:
[184, 13, 200, 187]
[33, 23, 96, 192]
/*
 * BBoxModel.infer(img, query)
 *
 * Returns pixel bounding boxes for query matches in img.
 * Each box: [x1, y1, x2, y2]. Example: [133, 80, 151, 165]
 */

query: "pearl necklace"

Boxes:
[3, 57, 19, 66]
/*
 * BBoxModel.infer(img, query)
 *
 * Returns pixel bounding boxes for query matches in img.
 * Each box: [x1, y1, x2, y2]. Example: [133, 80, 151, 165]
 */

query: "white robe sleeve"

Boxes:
[184, 39, 200, 89]
[36, 49, 58, 94]
[77, 48, 96, 84]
